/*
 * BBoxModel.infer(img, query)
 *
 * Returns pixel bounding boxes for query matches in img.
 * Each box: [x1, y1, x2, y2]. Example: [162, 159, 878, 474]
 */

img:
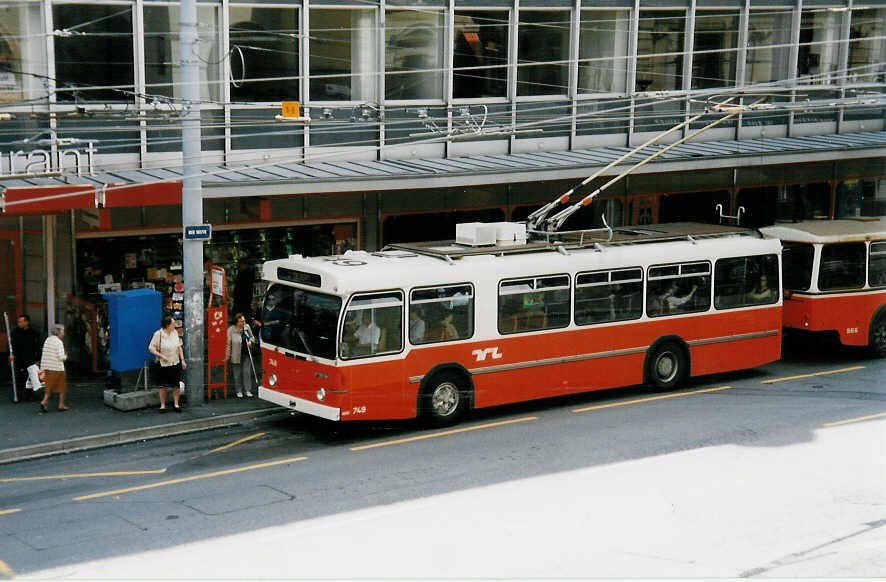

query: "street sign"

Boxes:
[184, 224, 212, 240]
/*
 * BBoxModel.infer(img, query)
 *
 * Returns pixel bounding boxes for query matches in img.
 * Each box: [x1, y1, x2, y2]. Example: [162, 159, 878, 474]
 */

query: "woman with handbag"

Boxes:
[226, 312, 256, 398]
[148, 315, 187, 412]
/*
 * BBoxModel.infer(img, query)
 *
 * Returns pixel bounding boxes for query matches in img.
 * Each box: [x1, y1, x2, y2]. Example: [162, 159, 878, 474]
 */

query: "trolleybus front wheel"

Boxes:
[870, 309, 886, 358]
[646, 341, 687, 390]
[422, 371, 469, 426]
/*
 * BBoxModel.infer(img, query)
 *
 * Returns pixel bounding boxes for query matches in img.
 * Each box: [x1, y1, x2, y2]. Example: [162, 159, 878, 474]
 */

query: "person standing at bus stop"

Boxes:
[148, 315, 187, 412]
[39, 325, 68, 413]
[10, 315, 40, 402]
[226, 312, 256, 398]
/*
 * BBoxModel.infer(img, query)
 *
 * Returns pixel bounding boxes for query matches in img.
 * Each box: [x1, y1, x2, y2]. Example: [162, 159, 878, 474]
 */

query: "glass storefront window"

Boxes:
[798, 8, 841, 84]
[0, 3, 46, 105]
[385, 9, 444, 101]
[229, 6, 299, 102]
[453, 10, 509, 99]
[310, 8, 377, 102]
[692, 10, 738, 90]
[53, 4, 134, 102]
[144, 5, 219, 102]
[517, 10, 570, 96]
[745, 10, 792, 86]
[578, 10, 630, 94]
[636, 10, 685, 92]
[847, 8, 886, 84]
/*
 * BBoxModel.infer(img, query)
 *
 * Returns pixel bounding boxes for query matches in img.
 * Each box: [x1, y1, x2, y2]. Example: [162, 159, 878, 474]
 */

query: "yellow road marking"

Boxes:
[208, 432, 266, 454]
[73, 456, 307, 501]
[761, 365, 865, 384]
[573, 385, 732, 413]
[0, 469, 167, 483]
[824, 411, 886, 427]
[0, 509, 22, 516]
[350, 417, 537, 451]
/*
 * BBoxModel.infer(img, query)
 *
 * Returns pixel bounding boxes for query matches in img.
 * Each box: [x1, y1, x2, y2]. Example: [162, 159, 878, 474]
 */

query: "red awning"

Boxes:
[1, 182, 182, 216]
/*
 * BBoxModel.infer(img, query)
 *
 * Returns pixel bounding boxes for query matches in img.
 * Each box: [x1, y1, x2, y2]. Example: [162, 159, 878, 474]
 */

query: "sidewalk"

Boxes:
[1, 374, 285, 465]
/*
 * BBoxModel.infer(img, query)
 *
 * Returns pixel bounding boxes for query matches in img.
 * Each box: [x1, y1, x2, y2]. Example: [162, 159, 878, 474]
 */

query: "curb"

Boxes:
[0, 408, 288, 465]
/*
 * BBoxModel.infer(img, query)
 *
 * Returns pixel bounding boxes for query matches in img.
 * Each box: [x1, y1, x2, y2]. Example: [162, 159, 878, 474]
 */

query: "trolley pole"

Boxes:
[180, 0, 205, 404]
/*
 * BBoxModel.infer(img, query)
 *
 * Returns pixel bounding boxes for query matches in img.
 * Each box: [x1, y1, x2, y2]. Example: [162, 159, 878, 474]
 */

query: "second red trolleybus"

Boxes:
[257, 221, 782, 425]
[761, 217, 886, 357]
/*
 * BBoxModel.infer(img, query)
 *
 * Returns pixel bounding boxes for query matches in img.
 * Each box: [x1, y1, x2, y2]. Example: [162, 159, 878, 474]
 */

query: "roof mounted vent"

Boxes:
[456, 222, 527, 247]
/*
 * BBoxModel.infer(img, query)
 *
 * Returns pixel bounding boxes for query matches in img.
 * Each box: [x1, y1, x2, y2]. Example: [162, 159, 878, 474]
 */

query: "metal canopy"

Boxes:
[2, 131, 884, 198]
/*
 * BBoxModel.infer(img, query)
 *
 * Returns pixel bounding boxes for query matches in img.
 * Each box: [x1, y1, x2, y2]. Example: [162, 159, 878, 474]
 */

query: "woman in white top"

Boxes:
[39, 325, 67, 413]
[148, 315, 187, 412]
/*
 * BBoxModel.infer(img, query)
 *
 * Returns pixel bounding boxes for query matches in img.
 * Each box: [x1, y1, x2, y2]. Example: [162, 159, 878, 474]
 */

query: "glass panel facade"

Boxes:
[310, 8, 377, 102]
[578, 10, 630, 94]
[745, 9, 792, 86]
[798, 8, 841, 84]
[517, 10, 570, 96]
[636, 10, 685, 92]
[144, 5, 219, 102]
[229, 6, 299, 102]
[53, 4, 134, 102]
[0, 2, 46, 104]
[847, 8, 886, 84]
[453, 10, 509, 99]
[692, 10, 739, 90]
[385, 9, 444, 100]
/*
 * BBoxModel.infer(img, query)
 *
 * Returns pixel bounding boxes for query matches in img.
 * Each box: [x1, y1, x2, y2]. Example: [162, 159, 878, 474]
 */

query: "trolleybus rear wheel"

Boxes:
[422, 371, 469, 426]
[870, 309, 886, 358]
[646, 341, 687, 390]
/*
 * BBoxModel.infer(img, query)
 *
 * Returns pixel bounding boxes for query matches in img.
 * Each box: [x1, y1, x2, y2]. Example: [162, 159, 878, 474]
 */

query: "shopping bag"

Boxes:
[25, 364, 44, 391]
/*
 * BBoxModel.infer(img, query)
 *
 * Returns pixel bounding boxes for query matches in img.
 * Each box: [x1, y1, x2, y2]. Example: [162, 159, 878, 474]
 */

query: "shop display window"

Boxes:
[229, 6, 299, 102]
[52, 3, 135, 102]
[636, 10, 686, 92]
[692, 10, 739, 90]
[144, 4, 220, 102]
[0, 2, 46, 104]
[309, 8, 378, 102]
[578, 10, 630, 95]
[517, 10, 570, 97]
[847, 8, 886, 84]
[453, 10, 509, 99]
[385, 9, 445, 101]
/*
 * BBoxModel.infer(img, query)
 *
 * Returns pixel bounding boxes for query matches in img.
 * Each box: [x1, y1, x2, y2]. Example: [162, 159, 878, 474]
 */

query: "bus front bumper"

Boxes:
[259, 386, 341, 421]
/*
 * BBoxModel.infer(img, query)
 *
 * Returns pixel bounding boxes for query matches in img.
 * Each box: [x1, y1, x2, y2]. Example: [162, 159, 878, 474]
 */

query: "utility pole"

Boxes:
[180, 0, 204, 403]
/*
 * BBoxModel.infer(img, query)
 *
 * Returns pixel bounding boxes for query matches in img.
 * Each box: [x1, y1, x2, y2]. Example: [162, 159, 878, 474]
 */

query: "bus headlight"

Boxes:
[316, 388, 326, 401]
[268, 374, 278, 387]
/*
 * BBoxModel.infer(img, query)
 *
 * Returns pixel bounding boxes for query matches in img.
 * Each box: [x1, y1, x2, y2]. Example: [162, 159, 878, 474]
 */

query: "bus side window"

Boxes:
[499, 275, 570, 333]
[819, 243, 866, 291]
[575, 268, 643, 325]
[340, 292, 403, 359]
[410, 284, 474, 344]
[647, 262, 711, 317]
[714, 254, 779, 309]
[870, 242, 886, 288]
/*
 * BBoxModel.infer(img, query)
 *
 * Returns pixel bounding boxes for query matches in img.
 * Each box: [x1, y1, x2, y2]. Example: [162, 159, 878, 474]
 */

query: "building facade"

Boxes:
[0, 0, 884, 372]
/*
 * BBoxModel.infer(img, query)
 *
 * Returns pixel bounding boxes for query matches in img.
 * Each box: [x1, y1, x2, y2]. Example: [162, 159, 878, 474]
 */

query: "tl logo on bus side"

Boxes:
[472, 347, 503, 362]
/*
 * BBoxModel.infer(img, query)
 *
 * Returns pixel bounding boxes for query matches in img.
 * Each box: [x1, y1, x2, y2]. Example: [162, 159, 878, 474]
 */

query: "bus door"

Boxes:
[339, 291, 407, 419]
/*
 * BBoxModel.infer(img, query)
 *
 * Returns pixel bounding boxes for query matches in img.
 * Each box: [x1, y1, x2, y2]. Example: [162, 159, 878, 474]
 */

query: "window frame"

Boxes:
[646, 260, 712, 318]
[574, 266, 644, 326]
[339, 289, 404, 360]
[713, 254, 780, 310]
[408, 283, 475, 345]
[498, 273, 571, 335]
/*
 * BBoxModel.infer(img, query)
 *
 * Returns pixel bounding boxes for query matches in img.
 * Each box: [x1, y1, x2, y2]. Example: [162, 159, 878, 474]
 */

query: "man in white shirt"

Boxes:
[355, 311, 381, 351]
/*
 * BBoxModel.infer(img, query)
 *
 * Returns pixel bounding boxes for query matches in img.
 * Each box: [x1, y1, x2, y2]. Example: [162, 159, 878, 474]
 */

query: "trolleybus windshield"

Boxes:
[261, 283, 342, 359]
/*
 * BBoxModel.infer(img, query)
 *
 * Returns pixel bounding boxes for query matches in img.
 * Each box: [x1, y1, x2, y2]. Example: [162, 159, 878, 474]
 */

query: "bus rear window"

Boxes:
[261, 284, 341, 360]
[781, 242, 814, 291]
[819, 243, 865, 291]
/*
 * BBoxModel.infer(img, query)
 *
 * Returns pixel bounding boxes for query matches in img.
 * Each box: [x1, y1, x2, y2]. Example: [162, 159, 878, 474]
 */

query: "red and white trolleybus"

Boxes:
[258, 221, 783, 425]
[760, 218, 886, 356]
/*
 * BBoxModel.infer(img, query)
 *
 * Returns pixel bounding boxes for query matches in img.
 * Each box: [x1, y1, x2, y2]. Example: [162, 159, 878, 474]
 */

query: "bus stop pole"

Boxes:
[180, 0, 205, 404]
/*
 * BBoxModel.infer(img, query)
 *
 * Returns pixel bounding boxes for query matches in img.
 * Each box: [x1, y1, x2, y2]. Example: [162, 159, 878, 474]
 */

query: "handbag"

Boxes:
[149, 332, 163, 380]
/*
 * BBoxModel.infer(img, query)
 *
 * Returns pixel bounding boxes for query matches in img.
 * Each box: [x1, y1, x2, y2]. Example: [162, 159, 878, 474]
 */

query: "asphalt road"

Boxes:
[2, 340, 885, 579]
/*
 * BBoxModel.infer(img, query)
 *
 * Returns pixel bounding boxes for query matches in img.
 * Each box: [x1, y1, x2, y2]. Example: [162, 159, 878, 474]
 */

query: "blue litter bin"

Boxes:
[103, 288, 163, 372]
